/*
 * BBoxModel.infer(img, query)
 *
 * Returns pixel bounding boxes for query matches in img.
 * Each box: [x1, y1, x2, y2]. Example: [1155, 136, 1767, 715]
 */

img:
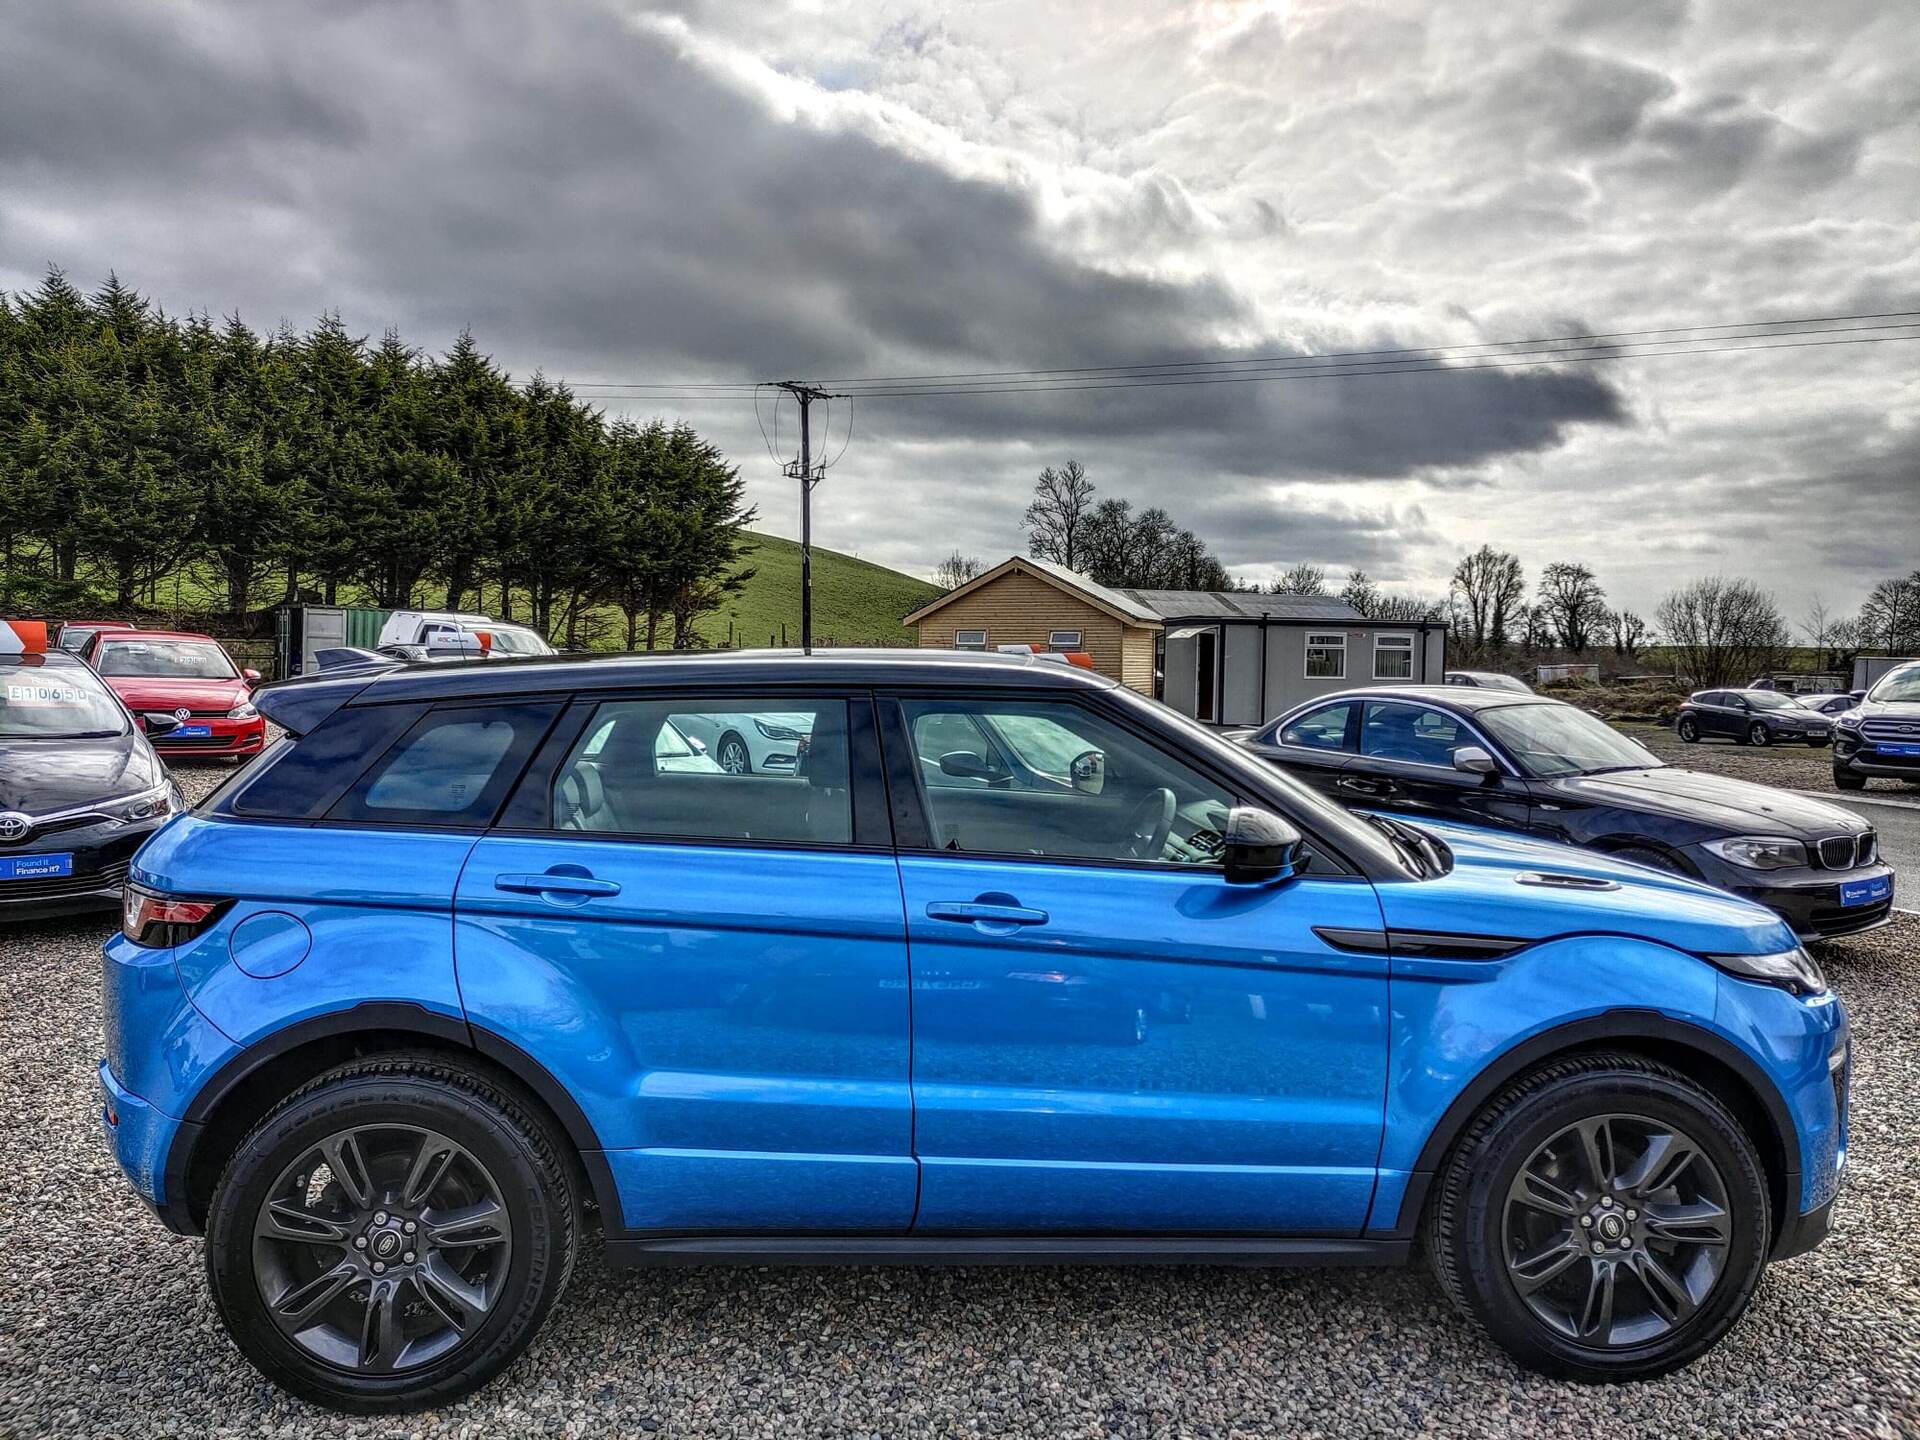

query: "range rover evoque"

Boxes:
[102, 650, 1847, 1411]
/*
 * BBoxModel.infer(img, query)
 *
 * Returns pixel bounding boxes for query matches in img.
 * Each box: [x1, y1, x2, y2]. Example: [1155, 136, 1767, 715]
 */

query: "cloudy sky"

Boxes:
[3, 0, 1914, 621]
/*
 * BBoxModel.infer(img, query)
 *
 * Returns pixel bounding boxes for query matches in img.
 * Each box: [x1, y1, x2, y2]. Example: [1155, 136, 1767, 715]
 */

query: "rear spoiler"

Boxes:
[253, 672, 380, 737]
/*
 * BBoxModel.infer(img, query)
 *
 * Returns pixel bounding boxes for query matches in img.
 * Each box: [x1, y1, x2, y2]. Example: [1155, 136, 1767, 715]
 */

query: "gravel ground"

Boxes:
[2, 759, 1917, 1438]
[1618, 722, 1850, 791]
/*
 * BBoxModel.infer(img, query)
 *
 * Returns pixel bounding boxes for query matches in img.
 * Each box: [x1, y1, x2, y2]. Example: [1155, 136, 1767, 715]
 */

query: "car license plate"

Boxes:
[172, 724, 211, 738]
[0, 852, 74, 881]
[1872, 742, 1920, 756]
[1839, 876, 1892, 907]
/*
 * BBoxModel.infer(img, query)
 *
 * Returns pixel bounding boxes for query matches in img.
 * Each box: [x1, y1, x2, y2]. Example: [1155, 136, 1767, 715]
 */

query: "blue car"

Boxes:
[100, 650, 1848, 1411]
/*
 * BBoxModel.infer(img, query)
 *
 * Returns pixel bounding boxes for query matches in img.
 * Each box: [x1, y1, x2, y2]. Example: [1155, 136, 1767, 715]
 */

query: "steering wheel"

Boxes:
[1120, 787, 1177, 861]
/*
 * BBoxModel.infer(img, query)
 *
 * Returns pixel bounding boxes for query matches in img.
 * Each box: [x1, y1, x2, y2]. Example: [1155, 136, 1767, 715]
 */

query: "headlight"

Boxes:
[1702, 835, 1808, 870]
[1704, 944, 1827, 996]
[227, 702, 258, 720]
[107, 783, 175, 823]
[1837, 713, 1861, 730]
[753, 718, 803, 741]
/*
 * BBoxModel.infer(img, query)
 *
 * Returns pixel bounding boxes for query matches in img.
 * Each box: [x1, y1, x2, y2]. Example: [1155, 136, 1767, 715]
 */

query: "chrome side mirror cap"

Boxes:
[1452, 744, 1498, 775]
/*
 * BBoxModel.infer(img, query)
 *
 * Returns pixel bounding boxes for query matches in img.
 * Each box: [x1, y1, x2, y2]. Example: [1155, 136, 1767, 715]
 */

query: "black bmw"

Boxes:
[1240, 685, 1894, 940]
[0, 647, 183, 922]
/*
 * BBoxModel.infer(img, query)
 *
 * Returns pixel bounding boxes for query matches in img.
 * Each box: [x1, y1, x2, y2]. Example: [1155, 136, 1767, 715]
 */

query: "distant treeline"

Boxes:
[0, 269, 753, 647]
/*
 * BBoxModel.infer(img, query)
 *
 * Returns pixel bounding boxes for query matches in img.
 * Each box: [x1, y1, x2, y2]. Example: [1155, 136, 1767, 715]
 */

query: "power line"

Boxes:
[556, 308, 1920, 394]
[563, 328, 1920, 403]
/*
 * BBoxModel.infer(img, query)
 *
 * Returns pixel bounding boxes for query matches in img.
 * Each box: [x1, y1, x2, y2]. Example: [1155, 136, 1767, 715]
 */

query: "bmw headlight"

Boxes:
[1702, 835, 1808, 871]
[1704, 944, 1827, 996]
[227, 701, 258, 720]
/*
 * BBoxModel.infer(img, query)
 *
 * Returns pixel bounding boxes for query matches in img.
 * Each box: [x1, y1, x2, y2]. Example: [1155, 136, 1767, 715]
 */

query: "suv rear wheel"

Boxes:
[204, 1054, 577, 1412]
[1427, 1052, 1768, 1382]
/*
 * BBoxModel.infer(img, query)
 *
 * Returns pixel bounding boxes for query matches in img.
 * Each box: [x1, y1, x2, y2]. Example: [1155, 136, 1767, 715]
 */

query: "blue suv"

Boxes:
[100, 651, 1848, 1411]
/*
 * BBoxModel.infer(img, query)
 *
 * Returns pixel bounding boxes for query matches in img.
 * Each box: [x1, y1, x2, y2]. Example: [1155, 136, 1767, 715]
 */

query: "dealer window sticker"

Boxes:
[6, 684, 89, 704]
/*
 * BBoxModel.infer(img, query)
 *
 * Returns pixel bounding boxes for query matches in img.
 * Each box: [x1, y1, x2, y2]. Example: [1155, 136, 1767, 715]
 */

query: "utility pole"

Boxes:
[775, 382, 837, 654]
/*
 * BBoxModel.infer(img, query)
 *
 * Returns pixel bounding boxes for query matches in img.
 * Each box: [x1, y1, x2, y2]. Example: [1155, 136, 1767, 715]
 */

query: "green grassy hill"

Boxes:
[694, 532, 939, 648]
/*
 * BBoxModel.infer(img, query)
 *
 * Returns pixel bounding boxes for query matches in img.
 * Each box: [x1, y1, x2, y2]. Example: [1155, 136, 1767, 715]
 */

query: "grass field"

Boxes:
[104, 531, 941, 651]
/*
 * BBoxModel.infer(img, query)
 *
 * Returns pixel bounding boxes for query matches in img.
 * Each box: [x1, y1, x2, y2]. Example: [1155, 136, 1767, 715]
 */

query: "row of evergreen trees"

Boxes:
[0, 270, 754, 647]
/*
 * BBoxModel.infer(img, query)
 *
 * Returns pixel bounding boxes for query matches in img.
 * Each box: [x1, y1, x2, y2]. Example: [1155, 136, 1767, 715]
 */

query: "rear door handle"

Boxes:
[926, 900, 1049, 927]
[495, 871, 623, 898]
[1338, 776, 1393, 796]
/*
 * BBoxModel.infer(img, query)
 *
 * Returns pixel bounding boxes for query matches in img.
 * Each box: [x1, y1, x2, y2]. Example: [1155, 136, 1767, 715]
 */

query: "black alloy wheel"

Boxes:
[1502, 1114, 1732, 1349]
[206, 1056, 576, 1412]
[1747, 721, 1771, 747]
[1676, 715, 1699, 743]
[249, 1124, 512, 1376]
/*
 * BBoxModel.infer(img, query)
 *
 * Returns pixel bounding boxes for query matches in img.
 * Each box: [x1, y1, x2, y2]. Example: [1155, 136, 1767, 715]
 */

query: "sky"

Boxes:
[2, 0, 1915, 623]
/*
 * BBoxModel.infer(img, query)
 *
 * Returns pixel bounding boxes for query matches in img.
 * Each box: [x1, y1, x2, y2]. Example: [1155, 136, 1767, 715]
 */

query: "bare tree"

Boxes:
[1023, 459, 1095, 570]
[933, 551, 984, 590]
[1856, 570, 1920, 653]
[1656, 576, 1790, 688]
[1340, 569, 1380, 617]
[1535, 561, 1609, 654]
[1450, 545, 1525, 651]
[1341, 568, 1438, 620]
[1272, 563, 1327, 596]
[1609, 610, 1650, 657]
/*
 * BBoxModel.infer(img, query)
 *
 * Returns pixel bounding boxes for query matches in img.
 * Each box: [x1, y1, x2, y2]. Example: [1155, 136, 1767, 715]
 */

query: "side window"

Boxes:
[1278, 701, 1353, 751]
[551, 698, 851, 845]
[328, 702, 558, 827]
[900, 699, 1234, 866]
[229, 703, 426, 819]
[1361, 702, 1462, 767]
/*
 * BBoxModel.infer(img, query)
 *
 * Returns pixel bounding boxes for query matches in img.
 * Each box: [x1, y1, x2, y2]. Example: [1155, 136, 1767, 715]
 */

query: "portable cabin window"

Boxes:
[1304, 632, 1347, 679]
[1047, 629, 1082, 649]
[953, 629, 988, 650]
[1374, 633, 1415, 679]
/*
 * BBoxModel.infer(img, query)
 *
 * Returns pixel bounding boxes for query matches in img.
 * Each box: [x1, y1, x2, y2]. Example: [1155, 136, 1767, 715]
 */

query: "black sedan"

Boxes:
[0, 647, 183, 922]
[1240, 685, 1894, 940]
[1675, 688, 1832, 746]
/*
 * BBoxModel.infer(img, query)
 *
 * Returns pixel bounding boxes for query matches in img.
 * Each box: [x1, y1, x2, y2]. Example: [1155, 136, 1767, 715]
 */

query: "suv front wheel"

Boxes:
[204, 1054, 577, 1413]
[1427, 1052, 1769, 1382]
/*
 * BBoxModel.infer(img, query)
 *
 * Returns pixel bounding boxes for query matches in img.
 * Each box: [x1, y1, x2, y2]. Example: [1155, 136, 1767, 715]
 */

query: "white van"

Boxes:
[375, 611, 555, 661]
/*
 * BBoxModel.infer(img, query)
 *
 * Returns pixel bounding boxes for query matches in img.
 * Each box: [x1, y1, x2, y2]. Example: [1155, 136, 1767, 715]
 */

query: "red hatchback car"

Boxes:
[83, 629, 266, 758]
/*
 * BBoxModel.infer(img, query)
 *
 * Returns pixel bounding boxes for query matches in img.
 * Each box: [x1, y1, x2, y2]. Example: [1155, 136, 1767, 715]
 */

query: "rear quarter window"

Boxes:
[325, 702, 560, 828]
[224, 703, 427, 820]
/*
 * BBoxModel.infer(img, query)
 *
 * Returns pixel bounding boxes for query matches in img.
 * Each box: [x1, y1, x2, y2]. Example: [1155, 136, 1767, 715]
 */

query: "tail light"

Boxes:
[121, 884, 230, 947]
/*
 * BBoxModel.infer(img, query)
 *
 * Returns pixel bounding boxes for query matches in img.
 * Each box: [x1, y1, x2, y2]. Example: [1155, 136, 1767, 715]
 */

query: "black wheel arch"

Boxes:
[1383, 1010, 1799, 1255]
[162, 1002, 619, 1236]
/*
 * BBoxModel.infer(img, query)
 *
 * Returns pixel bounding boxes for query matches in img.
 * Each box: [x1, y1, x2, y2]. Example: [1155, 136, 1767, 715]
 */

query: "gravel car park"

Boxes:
[0, 752, 1914, 1436]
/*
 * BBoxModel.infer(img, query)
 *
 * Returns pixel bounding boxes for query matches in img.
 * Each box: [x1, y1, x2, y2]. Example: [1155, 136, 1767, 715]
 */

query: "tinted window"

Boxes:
[1279, 702, 1352, 751]
[1361, 702, 1462, 766]
[327, 702, 558, 827]
[1477, 702, 1661, 779]
[901, 698, 1233, 866]
[552, 698, 851, 845]
[226, 703, 425, 819]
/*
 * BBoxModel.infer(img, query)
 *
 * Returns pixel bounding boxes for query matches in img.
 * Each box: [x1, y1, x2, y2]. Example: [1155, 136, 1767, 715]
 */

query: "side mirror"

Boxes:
[1222, 805, 1304, 885]
[242, 668, 262, 684]
[1452, 744, 1498, 776]
[1068, 748, 1106, 796]
[140, 712, 181, 736]
[938, 750, 999, 782]
[1850, 690, 1867, 703]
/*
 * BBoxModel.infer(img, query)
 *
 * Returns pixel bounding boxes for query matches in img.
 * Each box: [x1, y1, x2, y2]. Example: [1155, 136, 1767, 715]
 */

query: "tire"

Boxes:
[1746, 722, 1770, 747]
[1832, 768, 1866, 791]
[1426, 1052, 1769, 1383]
[204, 1054, 577, 1413]
[716, 731, 752, 774]
[1608, 845, 1685, 877]
[1676, 716, 1699, 744]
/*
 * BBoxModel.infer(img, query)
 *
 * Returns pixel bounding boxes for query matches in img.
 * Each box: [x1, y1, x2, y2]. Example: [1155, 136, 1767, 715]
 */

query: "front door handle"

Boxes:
[926, 899, 1049, 927]
[1338, 775, 1393, 797]
[495, 871, 623, 898]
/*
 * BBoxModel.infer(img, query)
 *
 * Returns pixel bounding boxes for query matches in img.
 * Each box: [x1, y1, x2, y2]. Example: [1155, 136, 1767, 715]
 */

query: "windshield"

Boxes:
[485, 625, 552, 656]
[0, 664, 128, 737]
[1477, 702, 1662, 778]
[1869, 666, 1920, 704]
[95, 639, 238, 680]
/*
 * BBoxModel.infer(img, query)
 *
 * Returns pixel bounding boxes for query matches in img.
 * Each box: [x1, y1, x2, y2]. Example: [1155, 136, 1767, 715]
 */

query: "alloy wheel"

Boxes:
[1748, 722, 1770, 746]
[251, 1124, 512, 1375]
[718, 736, 751, 773]
[1502, 1113, 1732, 1349]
